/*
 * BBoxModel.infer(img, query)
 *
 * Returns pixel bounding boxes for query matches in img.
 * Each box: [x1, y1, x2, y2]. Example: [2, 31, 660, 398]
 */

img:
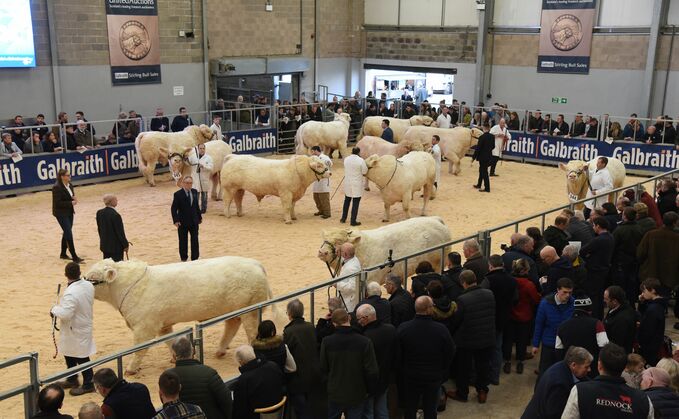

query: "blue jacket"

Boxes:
[381, 127, 394, 142]
[522, 361, 584, 419]
[532, 293, 574, 348]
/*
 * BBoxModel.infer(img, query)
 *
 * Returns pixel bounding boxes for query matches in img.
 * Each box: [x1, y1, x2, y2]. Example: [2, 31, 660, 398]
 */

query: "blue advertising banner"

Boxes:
[504, 132, 679, 173]
[226, 128, 278, 154]
[0, 145, 139, 193]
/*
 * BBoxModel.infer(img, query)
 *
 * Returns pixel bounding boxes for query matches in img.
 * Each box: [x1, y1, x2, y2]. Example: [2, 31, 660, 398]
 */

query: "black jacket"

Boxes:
[397, 315, 455, 384]
[485, 269, 517, 331]
[171, 188, 202, 227]
[168, 359, 232, 419]
[473, 132, 495, 163]
[31, 412, 73, 419]
[441, 266, 464, 300]
[566, 218, 595, 247]
[430, 295, 457, 335]
[574, 375, 650, 419]
[283, 317, 321, 394]
[171, 115, 193, 132]
[657, 189, 678, 216]
[362, 320, 398, 393]
[644, 386, 679, 418]
[232, 359, 285, 419]
[388, 287, 415, 328]
[101, 380, 156, 419]
[51, 183, 75, 218]
[451, 285, 496, 349]
[638, 298, 668, 366]
[96, 207, 129, 255]
[543, 226, 570, 255]
[320, 326, 378, 405]
[356, 295, 392, 324]
[315, 317, 335, 346]
[556, 310, 605, 377]
[503, 247, 539, 285]
[150, 116, 170, 132]
[544, 256, 573, 295]
[522, 361, 582, 419]
[462, 252, 489, 283]
[603, 303, 637, 354]
[252, 336, 287, 371]
[579, 232, 614, 272]
[612, 221, 643, 268]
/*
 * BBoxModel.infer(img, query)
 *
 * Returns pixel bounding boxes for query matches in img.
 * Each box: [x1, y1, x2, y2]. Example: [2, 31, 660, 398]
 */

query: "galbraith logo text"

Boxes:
[229, 132, 277, 154]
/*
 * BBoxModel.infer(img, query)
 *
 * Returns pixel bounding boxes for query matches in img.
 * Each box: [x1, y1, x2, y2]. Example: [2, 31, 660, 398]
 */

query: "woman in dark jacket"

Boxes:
[427, 280, 457, 335]
[251, 320, 296, 374]
[52, 168, 83, 263]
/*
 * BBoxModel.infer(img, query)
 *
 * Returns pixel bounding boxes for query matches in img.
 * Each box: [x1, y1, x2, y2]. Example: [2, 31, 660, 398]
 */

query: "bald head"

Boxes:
[356, 304, 377, 325]
[414, 296, 433, 315]
[340, 243, 355, 259]
[540, 246, 558, 265]
[78, 402, 103, 419]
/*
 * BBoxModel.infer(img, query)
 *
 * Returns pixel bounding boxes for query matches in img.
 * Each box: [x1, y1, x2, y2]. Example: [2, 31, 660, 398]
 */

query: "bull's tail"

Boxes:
[294, 125, 306, 155]
[134, 133, 147, 173]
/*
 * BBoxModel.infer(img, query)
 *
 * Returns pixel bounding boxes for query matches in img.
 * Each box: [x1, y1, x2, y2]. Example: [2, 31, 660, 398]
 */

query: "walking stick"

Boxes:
[52, 284, 61, 359]
[330, 176, 345, 201]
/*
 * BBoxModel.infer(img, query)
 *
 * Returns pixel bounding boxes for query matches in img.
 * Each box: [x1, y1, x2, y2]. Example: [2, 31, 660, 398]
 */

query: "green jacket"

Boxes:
[283, 317, 321, 394]
[168, 359, 232, 419]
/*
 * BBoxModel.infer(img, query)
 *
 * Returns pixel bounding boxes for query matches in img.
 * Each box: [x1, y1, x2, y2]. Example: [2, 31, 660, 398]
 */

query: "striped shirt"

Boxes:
[153, 400, 206, 419]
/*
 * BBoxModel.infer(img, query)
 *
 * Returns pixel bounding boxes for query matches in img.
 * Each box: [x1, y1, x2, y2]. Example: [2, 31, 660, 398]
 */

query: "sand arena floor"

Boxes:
[0, 155, 644, 418]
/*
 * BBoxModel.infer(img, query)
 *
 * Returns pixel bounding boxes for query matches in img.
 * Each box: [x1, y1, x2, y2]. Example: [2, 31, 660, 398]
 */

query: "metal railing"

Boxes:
[0, 353, 39, 419]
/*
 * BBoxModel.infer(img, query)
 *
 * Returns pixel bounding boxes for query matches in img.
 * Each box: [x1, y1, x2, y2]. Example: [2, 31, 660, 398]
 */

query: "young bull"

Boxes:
[168, 140, 233, 200]
[295, 112, 351, 158]
[356, 136, 424, 191]
[402, 126, 482, 175]
[358, 115, 436, 142]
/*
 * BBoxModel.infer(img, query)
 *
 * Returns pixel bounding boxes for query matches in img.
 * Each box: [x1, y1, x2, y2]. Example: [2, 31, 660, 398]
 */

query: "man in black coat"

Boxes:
[96, 194, 129, 262]
[543, 215, 570, 255]
[539, 246, 573, 295]
[566, 211, 595, 246]
[171, 176, 202, 261]
[448, 270, 495, 404]
[521, 346, 592, 419]
[579, 217, 615, 319]
[231, 345, 285, 419]
[485, 255, 517, 383]
[611, 207, 643, 306]
[93, 368, 156, 419]
[357, 304, 398, 419]
[384, 274, 415, 328]
[32, 384, 74, 419]
[462, 239, 489, 282]
[603, 286, 637, 354]
[502, 234, 539, 286]
[472, 124, 494, 192]
[442, 251, 465, 301]
[171, 106, 194, 132]
[398, 296, 455, 418]
[355, 282, 391, 324]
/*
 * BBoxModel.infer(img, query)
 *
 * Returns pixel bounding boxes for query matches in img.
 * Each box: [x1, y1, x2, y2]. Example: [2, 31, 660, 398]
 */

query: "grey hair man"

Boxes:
[315, 297, 343, 345]
[501, 234, 538, 285]
[232, 345, 285, 418]
[356, 281, 391, 324]
[462, 238, 489, 281]
[78, 401, 104, 419]
[96, 193, 129, 262]
[383, 274, 415, 328]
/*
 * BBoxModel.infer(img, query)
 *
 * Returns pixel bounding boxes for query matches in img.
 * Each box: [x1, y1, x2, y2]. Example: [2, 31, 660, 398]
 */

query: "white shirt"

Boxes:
[343, 154, 368, 198]
[436, 113, 451, 129]
[188, 151, 214, 192]
[312, 153, 333, 193]
[561, 384, 654, 419]
[51, 279, 96, 358]
[336, 256, 362, 312]
[431, 143, 442, 184]
[584, 166, 614, 210]
[490, 124, 511, 157]
[209, 123, 223, 141]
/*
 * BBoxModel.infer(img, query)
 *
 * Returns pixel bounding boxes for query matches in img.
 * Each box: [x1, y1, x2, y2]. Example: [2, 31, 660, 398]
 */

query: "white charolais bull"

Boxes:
[317, 216, 451, 284]
[402, 126, 482, 175]
[358, 115, 436, 142]
[168, 140, 233, 200]
[365, 151, 436, 222]
[295, 113, 351, 158]
[356, 136, 424, 191]
[220, 154, 331, 224]
[84, 257, 273, 374]
[558, 157, 626, 209]
[135, 125, 214, 186]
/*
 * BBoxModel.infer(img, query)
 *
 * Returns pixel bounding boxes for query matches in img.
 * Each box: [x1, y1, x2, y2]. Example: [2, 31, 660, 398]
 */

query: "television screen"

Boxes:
[0, 0, 36, 68]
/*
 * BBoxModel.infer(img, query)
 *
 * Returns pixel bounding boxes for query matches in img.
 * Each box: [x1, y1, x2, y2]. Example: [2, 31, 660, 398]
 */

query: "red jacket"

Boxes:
[641, 192, 663, 227]
[510, 277, 541, 322]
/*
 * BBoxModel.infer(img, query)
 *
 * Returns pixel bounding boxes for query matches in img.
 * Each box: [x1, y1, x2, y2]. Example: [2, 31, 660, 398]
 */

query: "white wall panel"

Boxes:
[443, 0, 478, 26]
[599, 0, 653, 27]
[400, 0, 443, 26]
[668, 0, 679, 25]
[493, 0, 542, 27]
[364, 0, 399, 25]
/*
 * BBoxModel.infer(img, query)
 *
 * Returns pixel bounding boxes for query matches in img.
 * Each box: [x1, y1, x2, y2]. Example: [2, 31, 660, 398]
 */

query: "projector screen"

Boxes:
[0, 0, 36, 68]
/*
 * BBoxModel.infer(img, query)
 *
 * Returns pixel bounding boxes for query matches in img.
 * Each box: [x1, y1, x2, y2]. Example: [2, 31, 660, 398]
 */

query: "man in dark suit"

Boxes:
[472, 124, 494, 192]
[96, 194, 129, 262]
[171, 176, 202, 261]
[579, 217, 615, 319]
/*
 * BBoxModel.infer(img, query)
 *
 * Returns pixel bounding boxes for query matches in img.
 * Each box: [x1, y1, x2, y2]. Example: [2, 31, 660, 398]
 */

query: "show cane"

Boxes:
[51, 283, 61, 359]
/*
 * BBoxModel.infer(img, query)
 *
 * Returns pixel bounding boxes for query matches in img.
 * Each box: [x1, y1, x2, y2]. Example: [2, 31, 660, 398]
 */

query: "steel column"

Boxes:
[640, 0, 667, 118]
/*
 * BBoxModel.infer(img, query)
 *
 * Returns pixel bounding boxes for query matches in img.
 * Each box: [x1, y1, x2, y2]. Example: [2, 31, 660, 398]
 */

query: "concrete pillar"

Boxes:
[640, 0, 667, 118]
[474, 0, 493, 105]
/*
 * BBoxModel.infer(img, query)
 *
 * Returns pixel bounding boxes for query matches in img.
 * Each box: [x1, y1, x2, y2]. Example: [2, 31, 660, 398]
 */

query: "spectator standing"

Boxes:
[641, 367, 679, 418]
[380, 119, 394, 142]
[251, 320, 296, 373]
[502, 234, 539, 286]
[151, 108, 170, 132]
[356, 304, 398, 419]
[539, 246, 573, 295]
[462, 239, 489, 282]
[341, 147, 368, 226]
[167, 337, 232, 419]
[96, 194, 129, 262]
[521, 346, 592, 419]
[603, 286, 637, 354]
[410, 261, 442, 289]
[579, 217, 615, 319]
[485, 255, 517, 383]
[656, 358, 679, 392]
[427, 279, 457, 336]
[255, 108, 270, 127]
[171, 176, 202, 262]
[153, 370, 206, 419]
[188, 143, 214, 214]
[561, 343, 653, 419]
[441, 251, 465, 300]
[532, 278, 575, 377]
[637, 278, 667, 368]
[24, 132, 44, 154]
[611, 207, 643, 302]
[489, 118, 511, 176]
[566, 210, 595, 246]
[657, 179, 678, 216]
[543, 215, 570, 255]
[399, 296, 455, 417]
[315, 297, 341, 345]
[384, 274, 415, 328]
[32, 384, 73, 419]
[231, 345, 285, 419]
[171, 107, 194, 132]
[436, 106, 452, 129]
[562, 244, 587, 293]
[0, 132, 22, 158]
[472, 123, 494, 192]
[320, 308, 378, 419]
[93, 368, 156, 419]
[356, 282, 391, 324]
[449, 271, 495, 404]
[310, 145, 333, 219]
[52, 169, 83, 263]
[209, 114, 223, 142]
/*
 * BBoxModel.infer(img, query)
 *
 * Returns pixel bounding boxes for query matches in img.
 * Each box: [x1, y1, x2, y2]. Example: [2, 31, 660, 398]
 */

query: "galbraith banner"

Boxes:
[504, 132, 679, 173]
[537, 0, 596, 74]
[227, 128, 278, 154]
[105, 0, 161, 85]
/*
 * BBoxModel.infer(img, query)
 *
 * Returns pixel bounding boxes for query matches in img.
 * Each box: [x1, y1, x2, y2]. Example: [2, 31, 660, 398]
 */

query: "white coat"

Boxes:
[51, 279, 96, 358]
[312, 153, 333, 193]
[584, 166, 614, 209]
[209, 123, 223, 141]
[436, 114, 451, 129]
[336, 256, 361, 312]
[343, 154, 368, 198]
[490, 124, 511, 157]
[188, 150, 214, 193]
[431, 143, 441, 184]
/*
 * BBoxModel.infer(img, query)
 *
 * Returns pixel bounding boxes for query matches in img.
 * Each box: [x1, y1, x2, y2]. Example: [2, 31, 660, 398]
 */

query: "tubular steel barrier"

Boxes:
[0, 352, 39, 419]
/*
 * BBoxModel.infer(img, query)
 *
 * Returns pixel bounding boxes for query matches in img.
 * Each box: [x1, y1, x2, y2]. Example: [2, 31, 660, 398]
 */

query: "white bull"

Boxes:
[84, 257, 273, 374]
[402, 126, 482, 175]
[295, 113, 351, 158]
[356, 136, 424, 191]
[358, 115, 436, 142]
[558, 157, 626, 209]
[220, 154, 330, 224]
[317, 216, 451, 284]
[168, 140, 233, 200]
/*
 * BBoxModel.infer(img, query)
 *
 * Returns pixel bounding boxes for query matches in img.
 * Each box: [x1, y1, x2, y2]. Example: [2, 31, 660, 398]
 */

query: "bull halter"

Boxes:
[295, 156, 330, 181]
[371, 158, 402, 191]
[321, 240, 343, 278]
[87, 266, 148, 315]
[567, 167, 593, 201]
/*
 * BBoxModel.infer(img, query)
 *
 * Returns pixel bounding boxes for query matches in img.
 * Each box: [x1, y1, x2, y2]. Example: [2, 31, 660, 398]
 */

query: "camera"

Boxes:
[500, 243, 509, 251]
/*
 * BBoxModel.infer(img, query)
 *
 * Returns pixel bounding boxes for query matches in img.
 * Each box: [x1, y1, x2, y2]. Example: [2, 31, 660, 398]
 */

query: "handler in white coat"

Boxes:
[50, 262, 96, 396]
[489, 118, 511, 177]
[188, 143, 214, 214]
[334, 243, 362, 312]
[341, 146, 368, 226]
[311, 145, 333, 218]
[431, 135, 442, 189]
[583, 156, 614, 218]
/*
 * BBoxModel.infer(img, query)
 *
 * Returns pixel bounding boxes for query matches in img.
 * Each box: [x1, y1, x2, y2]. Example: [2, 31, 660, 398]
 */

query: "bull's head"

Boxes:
[308, 155, 331, 180]
[83, 259, 119, 303]
[317, 228, 362, 262]
[413, 115, 434, 127]
[470, 127, 483, 146]
[335, 112, 351, 123]
[198, 124, 215, 142]
[558, 160, 588, 202]
[364, 154, 381, 169]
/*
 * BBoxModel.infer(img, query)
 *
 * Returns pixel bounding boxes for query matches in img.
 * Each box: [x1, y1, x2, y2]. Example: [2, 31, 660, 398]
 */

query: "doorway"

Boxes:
[364, 69, 455, 104]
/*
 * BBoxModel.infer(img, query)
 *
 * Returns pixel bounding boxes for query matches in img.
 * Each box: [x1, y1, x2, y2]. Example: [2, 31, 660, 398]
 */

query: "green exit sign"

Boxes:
[551, 97, 568, 104]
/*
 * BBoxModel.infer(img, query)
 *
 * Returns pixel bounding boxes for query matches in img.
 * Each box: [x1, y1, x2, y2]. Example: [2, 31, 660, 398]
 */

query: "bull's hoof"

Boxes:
[382, 219, 389, 223]
[215, 350, 226, 358]
[291, 216, 298, 220]
[364, 188, 370, 192]
[285, 220, 293, 225]
[125, 368, 139, 376]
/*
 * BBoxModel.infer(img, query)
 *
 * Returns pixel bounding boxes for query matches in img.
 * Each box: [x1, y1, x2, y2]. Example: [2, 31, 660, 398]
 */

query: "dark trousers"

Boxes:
[477, 161, 490, 191]
[502, 320, 531, 362]
[454, 346, 493, 399]
[56, 215, 79, 258]
[103, 251, 124, 262]
[178, 224, 199, 261]
[199, 191, 208, 213]
[537, 346, 558, 380]
[288, 392, 313, 419]
[64, 356, 93, 388]
[403, 381, 439, 419]
[490, 156, 500, 175]
[341, 196, 361, 223]
[584, 269, 608, 319]
[612, 263, 639, 308]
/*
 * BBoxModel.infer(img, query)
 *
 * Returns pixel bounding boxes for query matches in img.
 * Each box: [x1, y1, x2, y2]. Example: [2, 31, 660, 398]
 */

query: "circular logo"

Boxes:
[550, 14, 583, 51]
[119, 20, 151, 60]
